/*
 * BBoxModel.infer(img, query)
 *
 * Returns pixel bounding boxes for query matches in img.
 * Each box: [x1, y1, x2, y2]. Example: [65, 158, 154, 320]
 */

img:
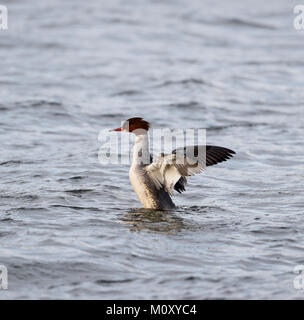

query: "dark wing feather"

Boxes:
[174, 176, 187, 193]
[205, 145, 235, 166]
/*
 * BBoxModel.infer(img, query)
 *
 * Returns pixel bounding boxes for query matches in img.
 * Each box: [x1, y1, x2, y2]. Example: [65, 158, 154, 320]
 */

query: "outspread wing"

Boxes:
[145, 145, 235, 195]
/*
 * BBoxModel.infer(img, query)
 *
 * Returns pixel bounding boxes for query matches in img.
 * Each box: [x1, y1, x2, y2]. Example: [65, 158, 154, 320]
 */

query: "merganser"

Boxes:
[110, 117, 235, 210]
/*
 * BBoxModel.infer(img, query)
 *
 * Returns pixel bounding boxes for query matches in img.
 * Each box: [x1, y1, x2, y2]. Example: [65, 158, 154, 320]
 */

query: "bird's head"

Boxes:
[109, 117, 150, 135]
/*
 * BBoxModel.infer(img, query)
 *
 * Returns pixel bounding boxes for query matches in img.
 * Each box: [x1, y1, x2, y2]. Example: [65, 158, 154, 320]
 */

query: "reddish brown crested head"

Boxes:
[110, 117, 150, 134]
[124, 117, 150, 133]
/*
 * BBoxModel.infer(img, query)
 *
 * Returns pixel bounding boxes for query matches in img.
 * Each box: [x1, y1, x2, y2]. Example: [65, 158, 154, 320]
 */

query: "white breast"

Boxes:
[129, 167, 158, 209]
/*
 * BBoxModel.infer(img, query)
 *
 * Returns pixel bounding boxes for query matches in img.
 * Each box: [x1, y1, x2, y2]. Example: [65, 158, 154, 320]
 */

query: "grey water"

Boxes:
[0, 0, 304, 299]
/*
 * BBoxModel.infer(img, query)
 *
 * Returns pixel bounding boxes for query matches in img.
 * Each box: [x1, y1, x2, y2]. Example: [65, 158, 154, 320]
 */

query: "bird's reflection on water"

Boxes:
[120, 208, 186, 233]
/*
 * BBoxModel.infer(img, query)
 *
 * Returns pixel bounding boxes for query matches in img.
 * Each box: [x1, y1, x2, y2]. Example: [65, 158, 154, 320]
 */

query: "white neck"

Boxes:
[132, 133, 150, 167]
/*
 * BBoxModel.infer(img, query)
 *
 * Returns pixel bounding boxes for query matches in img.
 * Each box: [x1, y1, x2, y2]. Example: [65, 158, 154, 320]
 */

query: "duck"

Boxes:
[110, 117, 235, 210]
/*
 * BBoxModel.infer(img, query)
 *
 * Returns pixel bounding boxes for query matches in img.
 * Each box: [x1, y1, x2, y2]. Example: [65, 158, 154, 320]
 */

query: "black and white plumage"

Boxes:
[110, 118, 236, 210]
[146, 145, 235, 197]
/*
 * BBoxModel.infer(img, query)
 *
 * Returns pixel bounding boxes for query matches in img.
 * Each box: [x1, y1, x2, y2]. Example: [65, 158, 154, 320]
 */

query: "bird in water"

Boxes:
[110, 117, 235, 210]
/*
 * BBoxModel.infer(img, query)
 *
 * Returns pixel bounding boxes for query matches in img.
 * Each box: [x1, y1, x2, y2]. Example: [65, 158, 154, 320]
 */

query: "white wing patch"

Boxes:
[145, 154, 181, 195]
[144, 149, 206, 195]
